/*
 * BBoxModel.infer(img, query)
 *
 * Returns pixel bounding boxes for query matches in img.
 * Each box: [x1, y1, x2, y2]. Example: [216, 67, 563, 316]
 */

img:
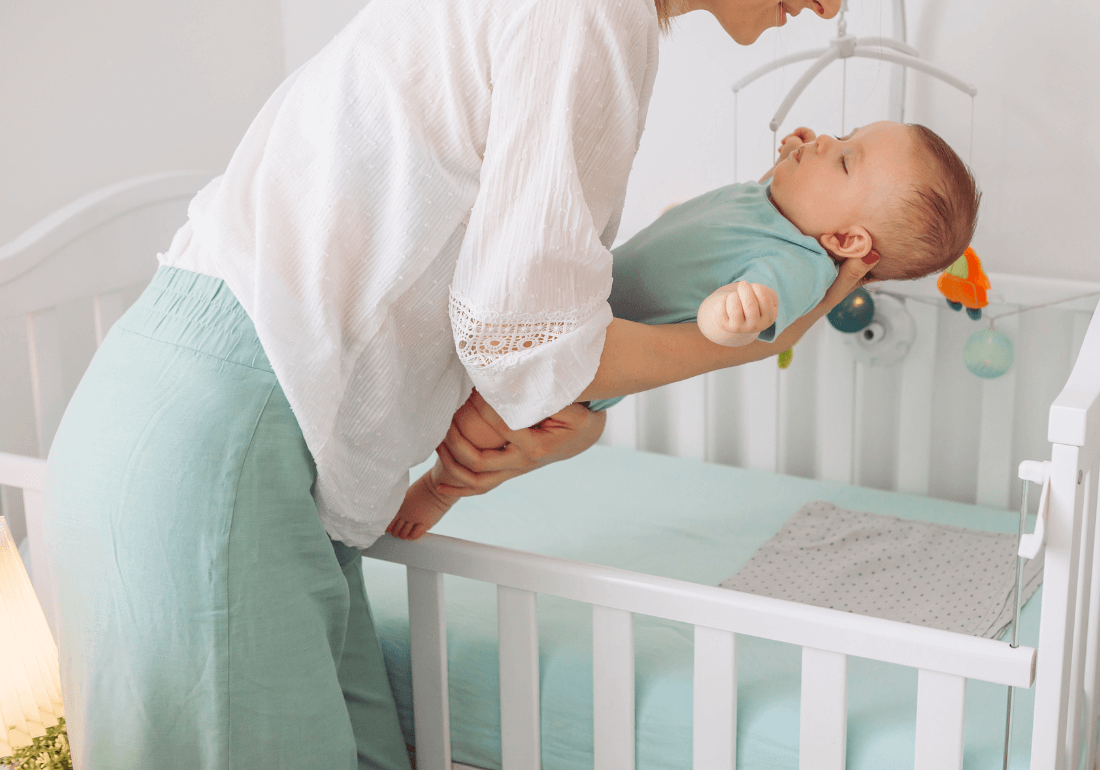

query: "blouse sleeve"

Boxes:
[449, 0, 657, 430]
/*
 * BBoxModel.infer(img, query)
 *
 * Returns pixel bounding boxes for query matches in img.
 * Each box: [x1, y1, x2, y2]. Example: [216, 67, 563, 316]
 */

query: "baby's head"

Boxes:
[768, 121, 980, 281]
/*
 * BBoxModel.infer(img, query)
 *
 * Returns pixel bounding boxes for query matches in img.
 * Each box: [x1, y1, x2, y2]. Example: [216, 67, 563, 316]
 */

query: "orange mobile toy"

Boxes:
[937, 246, 990, 320]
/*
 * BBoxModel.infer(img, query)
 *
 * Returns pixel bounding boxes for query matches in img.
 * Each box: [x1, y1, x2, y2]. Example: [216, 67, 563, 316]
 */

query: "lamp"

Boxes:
[0, 516, 64, 758]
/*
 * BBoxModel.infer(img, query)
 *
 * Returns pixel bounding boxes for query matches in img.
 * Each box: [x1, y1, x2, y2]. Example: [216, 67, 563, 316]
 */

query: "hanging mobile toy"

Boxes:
[937, 247, 990, 320]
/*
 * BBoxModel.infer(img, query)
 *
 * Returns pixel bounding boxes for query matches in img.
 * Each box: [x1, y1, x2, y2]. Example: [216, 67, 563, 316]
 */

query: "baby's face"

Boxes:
[769, 121, 916, 249]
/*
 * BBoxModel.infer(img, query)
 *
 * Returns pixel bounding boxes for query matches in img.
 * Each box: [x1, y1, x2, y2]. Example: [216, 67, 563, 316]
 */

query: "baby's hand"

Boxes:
[778, 127, 816, 162]
[697, 282, 780, 347]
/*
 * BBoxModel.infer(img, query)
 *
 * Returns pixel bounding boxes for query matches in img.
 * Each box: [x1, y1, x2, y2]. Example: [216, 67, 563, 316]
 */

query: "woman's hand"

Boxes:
[429, 390, 606, 498]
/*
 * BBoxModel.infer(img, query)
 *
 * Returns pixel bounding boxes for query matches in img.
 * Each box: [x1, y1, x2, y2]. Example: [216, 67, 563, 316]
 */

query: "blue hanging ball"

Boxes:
[827, 287, 875, 333]
[964, 328, 1014, 379]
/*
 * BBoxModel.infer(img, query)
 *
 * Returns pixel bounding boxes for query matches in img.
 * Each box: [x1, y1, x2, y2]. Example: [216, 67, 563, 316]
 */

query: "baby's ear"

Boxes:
[820, 227, 873, 260]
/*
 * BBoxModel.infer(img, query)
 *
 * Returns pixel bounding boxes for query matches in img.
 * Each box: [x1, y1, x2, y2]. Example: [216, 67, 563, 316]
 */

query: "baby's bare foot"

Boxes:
[386, 472, 459, 540]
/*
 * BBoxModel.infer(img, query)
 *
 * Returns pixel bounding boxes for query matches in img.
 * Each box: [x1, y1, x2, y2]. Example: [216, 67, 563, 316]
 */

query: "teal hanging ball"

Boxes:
[964, 328, 1014, 379]
[827, 287, 875, 333]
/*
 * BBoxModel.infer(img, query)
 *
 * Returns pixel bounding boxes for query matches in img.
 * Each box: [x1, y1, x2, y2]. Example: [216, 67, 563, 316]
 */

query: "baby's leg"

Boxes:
[386, 394, 507, 540]
[386, 471, 461, 540]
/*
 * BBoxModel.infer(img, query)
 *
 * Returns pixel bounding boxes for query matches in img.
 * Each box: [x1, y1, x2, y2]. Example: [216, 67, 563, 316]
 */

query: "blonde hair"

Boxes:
[653, 0, 684, 33]
[870, 125, 981, 281]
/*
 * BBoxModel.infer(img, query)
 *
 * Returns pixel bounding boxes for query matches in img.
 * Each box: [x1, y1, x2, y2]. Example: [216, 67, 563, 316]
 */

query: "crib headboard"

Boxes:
[0, 172, 212, 545]
[601, 273, 1100, 513]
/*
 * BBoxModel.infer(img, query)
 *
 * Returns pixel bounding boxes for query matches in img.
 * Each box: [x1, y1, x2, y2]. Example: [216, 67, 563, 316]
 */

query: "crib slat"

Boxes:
[600, 393, 639, 450]
[693, 625, 736, 770]
[895, 300, 938, 496]
[0, 315, 37, 546]
[776, 365, 791, 474]
[498, 585, 540, 770]
[669, 376, 707, 460]
[26, 310, 66, 456]
[593, 606, 635, 770]
[798, 647, 847, 770]
[93, 292, 126, 346]
[975, 314, 1019, 508]
[817, 330, 856, 484]
[914, 669, 966, 770]
[407, 567, 451, 770]
[741, 359, 779, 472]
[23, 488, 59, 640]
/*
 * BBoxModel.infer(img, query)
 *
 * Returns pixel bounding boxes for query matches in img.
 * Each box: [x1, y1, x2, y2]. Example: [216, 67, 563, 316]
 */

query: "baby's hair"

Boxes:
[869, 125, 981, 281]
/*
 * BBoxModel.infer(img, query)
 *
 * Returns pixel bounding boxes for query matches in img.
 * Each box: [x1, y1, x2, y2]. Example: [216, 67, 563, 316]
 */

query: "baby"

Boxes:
[386, 120, 981, 540]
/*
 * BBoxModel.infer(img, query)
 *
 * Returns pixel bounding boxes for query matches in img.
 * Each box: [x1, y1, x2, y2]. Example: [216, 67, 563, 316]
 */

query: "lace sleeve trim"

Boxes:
[449, 289, 605, 371]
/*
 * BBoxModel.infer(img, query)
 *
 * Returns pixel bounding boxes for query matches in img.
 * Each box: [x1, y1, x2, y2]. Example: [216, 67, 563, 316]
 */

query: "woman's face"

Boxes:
[700, 0, 840, 45]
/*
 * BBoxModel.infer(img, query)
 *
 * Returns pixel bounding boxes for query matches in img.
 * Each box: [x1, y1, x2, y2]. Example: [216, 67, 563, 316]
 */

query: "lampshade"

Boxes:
[0, 516, 64, 757]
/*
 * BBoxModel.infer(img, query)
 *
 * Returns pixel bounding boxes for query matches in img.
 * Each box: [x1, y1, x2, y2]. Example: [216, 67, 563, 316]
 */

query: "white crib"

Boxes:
[1, 176, 1098, 770]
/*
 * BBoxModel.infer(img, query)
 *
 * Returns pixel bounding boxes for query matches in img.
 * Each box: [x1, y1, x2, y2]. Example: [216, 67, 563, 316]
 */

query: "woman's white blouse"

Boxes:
[160, 0, 659, 548]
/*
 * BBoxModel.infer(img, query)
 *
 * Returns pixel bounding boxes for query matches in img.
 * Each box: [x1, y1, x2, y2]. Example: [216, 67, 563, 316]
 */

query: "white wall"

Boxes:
[0, 0, 287, 246]
[6, 0, 1093, 282]
[281, 0, 370, 73]
[621, 0, 1100, 282]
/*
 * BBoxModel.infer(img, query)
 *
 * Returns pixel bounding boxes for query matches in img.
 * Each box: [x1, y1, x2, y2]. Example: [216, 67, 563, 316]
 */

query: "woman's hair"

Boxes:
[653, 0, 683, 33]
[870, 124, 981, 281]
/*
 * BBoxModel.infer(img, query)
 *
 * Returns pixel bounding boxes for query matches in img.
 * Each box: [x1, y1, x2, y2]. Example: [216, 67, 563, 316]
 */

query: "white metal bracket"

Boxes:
[1017, 460, 1051, 560]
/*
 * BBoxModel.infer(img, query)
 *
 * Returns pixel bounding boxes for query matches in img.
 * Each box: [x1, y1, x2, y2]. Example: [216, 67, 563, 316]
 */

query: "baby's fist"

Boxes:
[778, 127, 816, 161]
[724, 282, 779, 333]
[698, 282, 780, 347]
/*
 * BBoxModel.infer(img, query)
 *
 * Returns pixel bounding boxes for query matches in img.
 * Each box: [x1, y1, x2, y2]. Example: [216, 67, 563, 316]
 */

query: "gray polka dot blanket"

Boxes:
[720, 500, 1044, 639]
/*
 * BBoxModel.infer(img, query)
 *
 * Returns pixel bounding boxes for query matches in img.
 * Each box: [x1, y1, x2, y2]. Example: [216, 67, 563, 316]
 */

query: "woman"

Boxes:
[44, 0, 862, 767]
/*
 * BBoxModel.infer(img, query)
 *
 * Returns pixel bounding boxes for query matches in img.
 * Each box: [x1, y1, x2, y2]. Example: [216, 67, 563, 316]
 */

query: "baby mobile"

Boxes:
[733, 0, 1099, 378]
[827, 248, 1100, 379]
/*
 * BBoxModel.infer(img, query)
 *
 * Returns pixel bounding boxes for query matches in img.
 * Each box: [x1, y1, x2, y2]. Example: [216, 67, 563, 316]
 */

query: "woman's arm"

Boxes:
[428, 254, 876, 496]
[578, 253, 877, 401]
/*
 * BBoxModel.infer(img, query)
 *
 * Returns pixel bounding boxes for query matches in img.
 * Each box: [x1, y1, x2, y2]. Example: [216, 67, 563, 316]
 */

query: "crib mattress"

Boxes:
[361, 445, 1038, 770]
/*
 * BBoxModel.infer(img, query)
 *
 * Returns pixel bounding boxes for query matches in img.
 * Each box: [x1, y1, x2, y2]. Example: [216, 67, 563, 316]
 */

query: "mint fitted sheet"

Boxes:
[361, 445, 1038, 769]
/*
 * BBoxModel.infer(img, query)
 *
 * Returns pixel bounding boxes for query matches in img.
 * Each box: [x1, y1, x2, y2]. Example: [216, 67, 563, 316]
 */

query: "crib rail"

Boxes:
[363, 533, 1035, 770]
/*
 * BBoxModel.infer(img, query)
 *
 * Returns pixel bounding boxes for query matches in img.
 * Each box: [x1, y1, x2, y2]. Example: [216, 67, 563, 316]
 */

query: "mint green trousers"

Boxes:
[44, 267, 411, 770]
